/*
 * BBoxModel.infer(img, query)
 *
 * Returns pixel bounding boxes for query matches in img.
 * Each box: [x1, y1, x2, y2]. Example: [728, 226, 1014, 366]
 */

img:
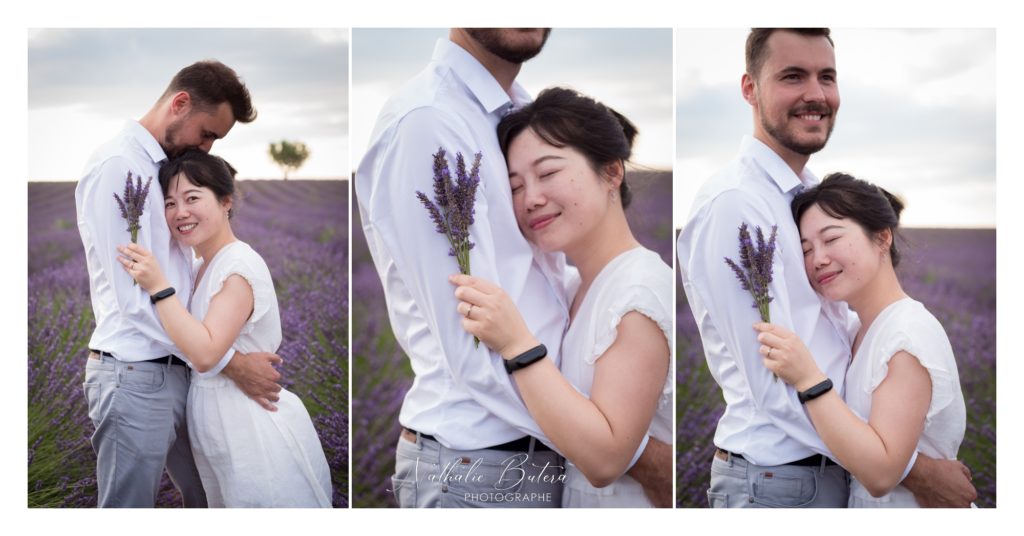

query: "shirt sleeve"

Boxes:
[361, 106, 557, 450]
[684, 188, 830, 456]
[80, 156, 179, 356]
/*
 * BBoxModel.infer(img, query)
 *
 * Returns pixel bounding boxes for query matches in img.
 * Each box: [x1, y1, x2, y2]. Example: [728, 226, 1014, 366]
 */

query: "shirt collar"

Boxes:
[125, 120, 169, 165]
[432, 39, 528, 117]
[739, 135, 819, 195]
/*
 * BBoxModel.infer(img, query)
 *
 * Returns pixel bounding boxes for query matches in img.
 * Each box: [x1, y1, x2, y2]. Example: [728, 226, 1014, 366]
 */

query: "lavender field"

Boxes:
[352, 171, 673, 507]
[27, 180, 349, 507]
[676, 228, 997, 507]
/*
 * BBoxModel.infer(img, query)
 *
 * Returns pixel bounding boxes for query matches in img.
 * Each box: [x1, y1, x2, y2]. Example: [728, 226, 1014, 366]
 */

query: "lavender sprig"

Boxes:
[113, 171, 152, 285]
[724, 222, 779, 378]
[416, 148, 482, 345]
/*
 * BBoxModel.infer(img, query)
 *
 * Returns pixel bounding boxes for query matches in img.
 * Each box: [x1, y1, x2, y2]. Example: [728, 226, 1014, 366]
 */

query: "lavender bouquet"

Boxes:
[724, 223, 779, 377]
[113, 171, 152, 285]
[416, 148, 482, 344]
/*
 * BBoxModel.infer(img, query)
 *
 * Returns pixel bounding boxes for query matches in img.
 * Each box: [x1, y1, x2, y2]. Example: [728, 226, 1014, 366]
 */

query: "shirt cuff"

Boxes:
[899, 450, 920, 483]
[626, 434, 651, 471]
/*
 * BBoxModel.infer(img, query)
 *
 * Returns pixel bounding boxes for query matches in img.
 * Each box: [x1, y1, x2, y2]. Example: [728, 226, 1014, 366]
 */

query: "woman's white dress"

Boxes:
[558, 247, 673, 508]
[844, 297, 966, 507]
[187, 240, 332, 507]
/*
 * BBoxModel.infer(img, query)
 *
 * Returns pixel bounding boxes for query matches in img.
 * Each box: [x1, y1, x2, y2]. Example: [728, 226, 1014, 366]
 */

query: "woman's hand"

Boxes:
[450, 273, 540, 359]
[117, 243, 171, 294]
[754, 322, 828, 391]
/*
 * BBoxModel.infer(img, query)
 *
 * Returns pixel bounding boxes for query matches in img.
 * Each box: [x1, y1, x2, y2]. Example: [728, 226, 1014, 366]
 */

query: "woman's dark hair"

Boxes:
[791, 172, 905, 266]
[497, 87, 638, 208]
[159, 149, 238, 218]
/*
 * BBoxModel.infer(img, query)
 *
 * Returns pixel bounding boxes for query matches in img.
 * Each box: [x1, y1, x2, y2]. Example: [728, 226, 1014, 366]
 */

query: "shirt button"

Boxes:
[441, 484, 449, 493]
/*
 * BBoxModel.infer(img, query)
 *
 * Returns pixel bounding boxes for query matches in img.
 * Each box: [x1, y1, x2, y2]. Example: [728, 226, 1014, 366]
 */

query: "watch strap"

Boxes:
[798, 378, 833, 404]
[504, 344, 547, 374]
[150, 287, 176, 304]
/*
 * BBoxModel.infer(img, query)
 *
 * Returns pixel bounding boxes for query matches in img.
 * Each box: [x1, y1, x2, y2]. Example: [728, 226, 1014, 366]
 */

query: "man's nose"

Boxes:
[803, 79, 826, 102]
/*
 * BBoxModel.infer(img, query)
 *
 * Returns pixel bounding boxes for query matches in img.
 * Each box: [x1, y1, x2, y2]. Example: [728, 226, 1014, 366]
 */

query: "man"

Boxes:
[677, 28, 977, 508]
[356, 29, 671, 508]
[77, 60, 283, 508]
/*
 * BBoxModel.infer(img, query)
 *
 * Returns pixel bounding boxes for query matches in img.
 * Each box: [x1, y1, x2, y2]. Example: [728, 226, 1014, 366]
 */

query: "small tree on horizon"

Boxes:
[268, 140, 311, 180]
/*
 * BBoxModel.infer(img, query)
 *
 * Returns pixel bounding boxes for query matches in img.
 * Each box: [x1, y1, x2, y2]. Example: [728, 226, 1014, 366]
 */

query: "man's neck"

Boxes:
[448, 31, 522, 95]
[753, 132, 811, 177]
[138, 107, 164, 145]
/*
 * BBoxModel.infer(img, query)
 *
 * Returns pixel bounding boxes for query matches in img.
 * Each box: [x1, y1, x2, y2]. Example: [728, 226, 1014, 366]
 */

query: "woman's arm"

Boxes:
[757, 323, 931, 497]
[118, 243, 253, 372]
[452, 274, 669, 487]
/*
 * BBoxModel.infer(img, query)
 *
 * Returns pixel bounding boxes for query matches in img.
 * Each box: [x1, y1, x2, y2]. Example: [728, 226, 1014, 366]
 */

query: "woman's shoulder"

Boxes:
[600, 247, 672, 293]
[866, 297, 956, 376]
[212, 241, 273, 283]
[875, 298, 948, 342]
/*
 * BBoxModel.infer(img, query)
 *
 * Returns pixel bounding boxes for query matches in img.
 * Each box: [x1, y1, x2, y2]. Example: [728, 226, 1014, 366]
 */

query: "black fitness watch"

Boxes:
[504, 344, 547, 374]
[798, 378, 833, 404]
[150, 287, 176, 304]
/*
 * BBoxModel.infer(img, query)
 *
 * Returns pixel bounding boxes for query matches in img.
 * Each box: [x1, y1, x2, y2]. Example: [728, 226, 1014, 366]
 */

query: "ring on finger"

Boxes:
[466, 304, 474, 319]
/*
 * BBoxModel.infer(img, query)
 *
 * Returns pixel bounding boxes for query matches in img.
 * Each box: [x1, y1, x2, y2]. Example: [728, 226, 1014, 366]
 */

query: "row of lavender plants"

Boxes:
[351, 171, 673, 507]
[676, 228, 997, 507]
[27, 180, 349, 507]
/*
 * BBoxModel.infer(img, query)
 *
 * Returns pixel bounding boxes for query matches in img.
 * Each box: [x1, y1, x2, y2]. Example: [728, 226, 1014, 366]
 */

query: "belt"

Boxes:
[90, 349, 188, 367]
[403, 428, 552, 452]
[716, 448, 838, 467]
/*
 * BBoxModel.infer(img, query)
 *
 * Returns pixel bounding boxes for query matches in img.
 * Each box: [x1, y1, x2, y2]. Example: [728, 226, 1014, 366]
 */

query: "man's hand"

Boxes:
[902, 452, 976, 507]
[221, 351, 283, 411]
[626, 436, 672, 508]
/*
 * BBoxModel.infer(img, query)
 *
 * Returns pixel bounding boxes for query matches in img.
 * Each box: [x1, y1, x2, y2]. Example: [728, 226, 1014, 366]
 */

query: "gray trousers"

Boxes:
[83, 353, 207, 508]
[391, 432, 563, 508]
[708, 451, 849, 508]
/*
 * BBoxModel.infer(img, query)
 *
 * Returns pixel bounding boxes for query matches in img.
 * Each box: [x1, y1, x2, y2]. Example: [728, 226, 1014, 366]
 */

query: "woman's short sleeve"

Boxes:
[207, 247, 277, 333]
[588, 280, 674, 401]
[870, 321, 958, 424]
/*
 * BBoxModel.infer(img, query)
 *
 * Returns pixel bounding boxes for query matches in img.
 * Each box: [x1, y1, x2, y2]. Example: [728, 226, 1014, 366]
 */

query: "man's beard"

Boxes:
[759, 102, 835, 156]
[162, 116, 194, 158]
[465, 29, 551, 64]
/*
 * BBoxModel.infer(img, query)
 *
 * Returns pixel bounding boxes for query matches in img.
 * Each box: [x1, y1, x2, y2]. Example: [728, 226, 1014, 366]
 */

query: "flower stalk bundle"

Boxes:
[416, 148, 482, 345]
[113, 171, 152, 285]
[724, 223, 779, 378]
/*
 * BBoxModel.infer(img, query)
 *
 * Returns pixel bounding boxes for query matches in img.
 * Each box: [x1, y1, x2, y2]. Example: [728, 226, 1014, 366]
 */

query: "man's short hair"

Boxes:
[161, 60, 257, 123]
[745, 28, 834, 78]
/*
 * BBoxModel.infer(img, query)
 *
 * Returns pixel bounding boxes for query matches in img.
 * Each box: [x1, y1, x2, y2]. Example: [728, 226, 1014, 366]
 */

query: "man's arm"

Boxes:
[626, 437, 672, 507]
[901, 453, 976, 507]
[80, 158, 182, 349]
[358, 107, 557, 447]
[680, 190, 829, 455]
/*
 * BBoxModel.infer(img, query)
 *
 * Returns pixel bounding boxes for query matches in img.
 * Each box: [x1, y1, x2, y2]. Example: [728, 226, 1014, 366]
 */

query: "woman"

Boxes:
[117, 150, 332, 508]
[755, 173, 967, 507]
[450, 87, 673, 507]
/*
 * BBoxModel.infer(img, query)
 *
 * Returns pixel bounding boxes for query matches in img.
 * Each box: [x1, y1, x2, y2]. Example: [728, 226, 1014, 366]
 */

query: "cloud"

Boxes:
[28, 28, 349, 180]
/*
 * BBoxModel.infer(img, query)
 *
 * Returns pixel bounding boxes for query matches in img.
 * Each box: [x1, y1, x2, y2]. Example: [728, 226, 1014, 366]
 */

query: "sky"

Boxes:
[351, 28, 673, 172]
[28, 28, 348, 181]
[676, 28, 996, 229]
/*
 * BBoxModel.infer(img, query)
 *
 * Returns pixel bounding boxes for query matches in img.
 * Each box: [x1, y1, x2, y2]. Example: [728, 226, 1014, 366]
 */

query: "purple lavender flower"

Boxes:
[724, 222, 777, 322]
[416, 148, 482, 346]
[415, 148, 481, 276]
[725, 223, 778, 379]
[113, 171, 152, 286]
[112, 171, 152, 244]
